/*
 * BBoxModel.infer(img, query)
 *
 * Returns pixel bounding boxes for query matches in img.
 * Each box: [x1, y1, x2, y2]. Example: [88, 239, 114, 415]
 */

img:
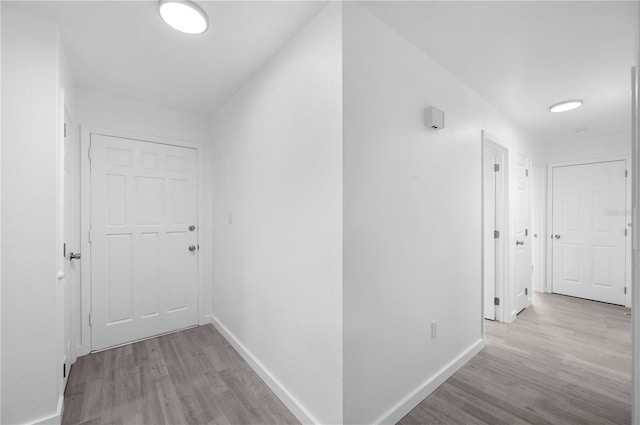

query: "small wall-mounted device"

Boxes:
[424, 107, 445, 130]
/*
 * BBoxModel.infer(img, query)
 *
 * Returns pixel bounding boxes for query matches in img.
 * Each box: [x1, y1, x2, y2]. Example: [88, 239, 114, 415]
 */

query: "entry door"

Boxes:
[90, 134, 199, 350]
[514, 153, 531, 314]
[552, 161, 626, 305]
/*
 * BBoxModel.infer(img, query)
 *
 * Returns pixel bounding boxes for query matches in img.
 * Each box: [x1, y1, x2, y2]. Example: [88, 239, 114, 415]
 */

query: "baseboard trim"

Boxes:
[26, 396, 63, 425]
[206, 314, 319, 425]
[373, 338, 485, 425]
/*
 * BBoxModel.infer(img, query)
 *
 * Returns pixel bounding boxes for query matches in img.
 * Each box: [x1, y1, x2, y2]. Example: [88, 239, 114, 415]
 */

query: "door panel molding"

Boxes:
[80, 126, 206, 355]
[547, 156, 631, 307]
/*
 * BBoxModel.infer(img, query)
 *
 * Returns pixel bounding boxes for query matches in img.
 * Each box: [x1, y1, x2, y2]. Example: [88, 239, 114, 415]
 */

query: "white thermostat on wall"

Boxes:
[424, 107, 445, 130]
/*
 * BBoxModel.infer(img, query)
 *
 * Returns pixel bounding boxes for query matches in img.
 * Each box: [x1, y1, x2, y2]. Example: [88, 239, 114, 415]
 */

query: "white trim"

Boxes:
[80, 125, 206, 355]
[482, 131, 509, 324]
[372, 339, 485, 425]
[630, 64, 639, 425]
[546, 156, 632, 306]
[207, 314, 319, 425]
[25, 396, 63, 425]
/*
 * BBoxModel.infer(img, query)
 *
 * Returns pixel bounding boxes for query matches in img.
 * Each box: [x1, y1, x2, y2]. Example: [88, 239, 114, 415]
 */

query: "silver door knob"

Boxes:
[188, 245, 196, 252]
[69, 252, 81, 261]
[516, 240, 524, 245]
[189, 225, 196, 231]
[554, 234, 561, 239]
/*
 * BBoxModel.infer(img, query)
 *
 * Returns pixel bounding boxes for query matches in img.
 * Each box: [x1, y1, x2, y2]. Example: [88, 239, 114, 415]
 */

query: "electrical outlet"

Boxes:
[431, 320, 437, 338]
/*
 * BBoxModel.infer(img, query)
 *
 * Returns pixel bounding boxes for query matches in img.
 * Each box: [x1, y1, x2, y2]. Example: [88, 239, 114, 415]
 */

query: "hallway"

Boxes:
[400, 293, 631, 425]
[62, 293, 631, 425]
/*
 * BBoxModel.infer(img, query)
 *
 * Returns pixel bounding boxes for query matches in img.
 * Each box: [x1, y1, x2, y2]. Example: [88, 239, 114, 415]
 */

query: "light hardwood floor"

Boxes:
[63, 293, 631, 424]
[61, 325, 300, 425]
[399, 293, 631, 425]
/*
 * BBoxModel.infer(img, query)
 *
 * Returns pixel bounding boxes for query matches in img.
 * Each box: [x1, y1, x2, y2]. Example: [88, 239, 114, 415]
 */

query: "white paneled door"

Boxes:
[90, 134, 199, 351]
[552, 161, 627, 305]
[514, 153, 532, 314]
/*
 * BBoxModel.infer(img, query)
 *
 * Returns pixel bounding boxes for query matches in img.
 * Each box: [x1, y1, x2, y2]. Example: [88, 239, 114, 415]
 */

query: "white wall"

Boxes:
[210, 4, 343, 424]
[1, 6, 60, 424]
[342, 3, 545, 424]
[74, 88, 214, 351]
[546, 132, 631, 164]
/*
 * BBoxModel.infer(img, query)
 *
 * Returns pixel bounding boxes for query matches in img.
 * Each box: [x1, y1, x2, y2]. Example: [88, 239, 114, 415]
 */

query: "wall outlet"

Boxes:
[431, 320, 437, 338]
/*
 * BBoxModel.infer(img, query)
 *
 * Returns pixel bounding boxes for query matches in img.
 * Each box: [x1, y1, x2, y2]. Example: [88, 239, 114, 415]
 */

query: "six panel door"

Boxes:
[552, 161, 626, 305]
[90, 134, 199, 350]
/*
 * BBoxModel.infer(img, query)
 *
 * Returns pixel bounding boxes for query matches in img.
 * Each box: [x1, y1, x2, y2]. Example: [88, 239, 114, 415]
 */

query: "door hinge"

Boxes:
[64, 123, 67, 138]
[494, 230, 500, 239]
[525, 288, 528, 295]
[525, 169, 529, 177]
[88, 147, 93, 160]
[88, 231, 92, 243]
[625, 170, 628, 178]
[494, 164, 500, 172]
[625, 228, 628, 236]
[63, 243, 66, 258]
[89, 312, 93, 327]
[494, 297, 500, 306]
[63, 363, 66, 378]
[625, 287, 628, 294]
[525, 228, 529, 237]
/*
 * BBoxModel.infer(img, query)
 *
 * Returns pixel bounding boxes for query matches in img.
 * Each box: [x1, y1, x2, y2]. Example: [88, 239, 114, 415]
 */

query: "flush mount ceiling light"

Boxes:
[159, 0, 208, 35]
[549, 99, 583, 113]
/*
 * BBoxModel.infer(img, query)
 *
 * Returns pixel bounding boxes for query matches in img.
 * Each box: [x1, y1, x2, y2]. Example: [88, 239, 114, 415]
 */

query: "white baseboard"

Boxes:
[373, 339, 485, 425]
[26, 396, 63, 425]
[206, 314, 319, 425]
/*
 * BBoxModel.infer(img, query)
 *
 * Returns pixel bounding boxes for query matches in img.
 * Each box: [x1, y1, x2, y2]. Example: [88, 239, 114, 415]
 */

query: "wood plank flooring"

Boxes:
[63, 293, 631, 424]
[399, 293, 632, 425]
[61, 325, 300, 425]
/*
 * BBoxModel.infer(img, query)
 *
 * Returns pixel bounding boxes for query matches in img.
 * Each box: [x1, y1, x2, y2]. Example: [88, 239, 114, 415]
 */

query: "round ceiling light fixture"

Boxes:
[549, 99, 583, 113]
[159, 0, 208, 35]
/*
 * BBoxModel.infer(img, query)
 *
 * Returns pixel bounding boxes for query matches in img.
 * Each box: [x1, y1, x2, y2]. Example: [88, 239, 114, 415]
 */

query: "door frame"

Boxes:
[546, 156, 632, 307]
[79, 126, 206, 355]
[482, 131, 509, 326]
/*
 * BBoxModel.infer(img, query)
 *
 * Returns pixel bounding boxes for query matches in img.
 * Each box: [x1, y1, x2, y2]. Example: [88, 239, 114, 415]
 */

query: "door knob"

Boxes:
[554, 234, 561, 239]
[188, 245, 196, 252]
[516, 240, 524, 245]
[69, 252, 81, 261]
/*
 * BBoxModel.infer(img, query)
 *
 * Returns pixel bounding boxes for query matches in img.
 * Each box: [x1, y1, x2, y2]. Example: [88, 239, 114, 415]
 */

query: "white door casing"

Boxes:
[531, 166, 546, 293]
[514, 153, 532, 315]
[482, 132, 508, 324]
[90, 134, 199, 351]
[483, 142, 507, 320]
[483, 147, 497, 320]
[551, 160, 627, 305]
[62, 111, 74, 387]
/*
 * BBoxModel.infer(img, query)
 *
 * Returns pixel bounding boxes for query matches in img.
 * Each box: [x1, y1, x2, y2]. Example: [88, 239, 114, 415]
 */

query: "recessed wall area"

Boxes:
[1, 1, 637, 425]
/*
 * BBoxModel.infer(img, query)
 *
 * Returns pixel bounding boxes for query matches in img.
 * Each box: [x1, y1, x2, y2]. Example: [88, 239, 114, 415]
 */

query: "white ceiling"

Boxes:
[6, 1, 638, 144]
[6, 1, 327, 116]
[360, 1, 639, 144]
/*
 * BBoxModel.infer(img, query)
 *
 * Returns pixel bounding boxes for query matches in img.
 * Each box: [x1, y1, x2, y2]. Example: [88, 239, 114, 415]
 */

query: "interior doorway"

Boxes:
[482, 133, 507, 321]
[81, 131, 202, 352]
[550, 159, 629, 305]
